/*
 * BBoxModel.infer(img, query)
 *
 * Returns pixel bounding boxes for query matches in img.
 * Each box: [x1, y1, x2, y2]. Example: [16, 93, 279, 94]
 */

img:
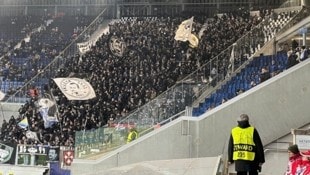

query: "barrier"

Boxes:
[292, 128, 310, 150]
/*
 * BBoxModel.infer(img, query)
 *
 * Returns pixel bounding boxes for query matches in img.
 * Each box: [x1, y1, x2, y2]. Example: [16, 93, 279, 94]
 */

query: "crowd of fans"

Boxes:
[0, 8, 305, 148]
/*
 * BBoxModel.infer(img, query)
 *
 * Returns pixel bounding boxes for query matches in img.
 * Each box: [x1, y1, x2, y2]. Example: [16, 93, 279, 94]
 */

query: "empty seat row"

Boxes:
[192, 52, 288, 116]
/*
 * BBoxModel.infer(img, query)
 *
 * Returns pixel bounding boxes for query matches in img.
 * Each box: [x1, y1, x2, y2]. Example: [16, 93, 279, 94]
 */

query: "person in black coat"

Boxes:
[259, 67, 271, 83]
[228, 114, 265, 175]
[286, 50, 298, 69]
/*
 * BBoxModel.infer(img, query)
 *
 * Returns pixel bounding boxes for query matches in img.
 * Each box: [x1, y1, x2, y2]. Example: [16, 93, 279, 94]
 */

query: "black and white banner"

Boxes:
[77, 41, 91, 54]
[53, 78, 96, 100]
[109, 36, 126, 57]
[47, 147, 60, 161]
[0, 142, 16, 164]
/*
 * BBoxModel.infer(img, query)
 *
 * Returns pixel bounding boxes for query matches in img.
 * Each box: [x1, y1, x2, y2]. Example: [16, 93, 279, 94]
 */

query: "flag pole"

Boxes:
[46, 90, 63, 134]
[0, 102, 5, 121]
[82, 118, 88, 142]
[230, 43, 236, 72]
[0, 91, 6, 120]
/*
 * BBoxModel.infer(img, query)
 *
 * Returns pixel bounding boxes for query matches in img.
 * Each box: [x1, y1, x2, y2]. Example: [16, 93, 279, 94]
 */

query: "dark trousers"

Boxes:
[237, 171, 258, 175]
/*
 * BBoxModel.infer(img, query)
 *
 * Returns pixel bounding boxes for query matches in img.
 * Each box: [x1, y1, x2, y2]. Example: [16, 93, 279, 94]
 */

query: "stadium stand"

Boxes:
[0, 0, 309, 174]
[1, 7, 272, 147]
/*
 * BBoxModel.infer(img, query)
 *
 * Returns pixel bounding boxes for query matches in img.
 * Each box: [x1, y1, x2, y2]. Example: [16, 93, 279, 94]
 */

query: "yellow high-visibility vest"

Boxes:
[7, 170, 14, 175]
[232, 126, 256, 161]
[127, 130, 138, 143]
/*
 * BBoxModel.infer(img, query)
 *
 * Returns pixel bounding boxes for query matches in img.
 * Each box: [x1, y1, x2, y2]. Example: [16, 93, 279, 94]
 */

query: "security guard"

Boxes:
[228, 114, 265, 175]
[127, 127, 138, 143]
[7, 170, 14, 175]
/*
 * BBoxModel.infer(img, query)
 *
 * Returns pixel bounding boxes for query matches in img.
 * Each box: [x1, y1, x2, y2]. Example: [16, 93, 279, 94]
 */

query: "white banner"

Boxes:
[0, 91, 5, 101]
[38, 98, 55, 108]
[296, 135, 310, 150]
[188, 34, 199, 48]
[77, 41, 91, 54]
[230, 43, 237, 64]
[37, 97, 58, 128]
[53, 78, 96, 100]
[26, 131, 40, 141]
[39, 107, 58, 128]
[174, 17, 194, 42]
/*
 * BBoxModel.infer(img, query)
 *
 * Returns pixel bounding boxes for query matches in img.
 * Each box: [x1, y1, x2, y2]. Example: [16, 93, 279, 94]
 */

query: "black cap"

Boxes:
[288, 144, 300, 154]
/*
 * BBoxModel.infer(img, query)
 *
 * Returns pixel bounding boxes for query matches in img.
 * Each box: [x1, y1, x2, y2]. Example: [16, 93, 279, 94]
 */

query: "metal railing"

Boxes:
[276, 5, 310, 36]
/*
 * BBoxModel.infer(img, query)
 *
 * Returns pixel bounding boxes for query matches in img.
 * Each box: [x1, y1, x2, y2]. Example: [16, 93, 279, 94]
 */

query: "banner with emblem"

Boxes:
[47, 147, 60, 161]
[109, 36, 126, 57]
[0, 142, 16, 164]
[63, 150, 74, 166]
[53, 78, 96, 100]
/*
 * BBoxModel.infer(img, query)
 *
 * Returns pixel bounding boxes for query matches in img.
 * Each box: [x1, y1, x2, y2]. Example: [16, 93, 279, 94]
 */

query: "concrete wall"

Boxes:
[71, 59, 310, 175]
[0, 164, 48, 175]
[195, 59, 310, 157]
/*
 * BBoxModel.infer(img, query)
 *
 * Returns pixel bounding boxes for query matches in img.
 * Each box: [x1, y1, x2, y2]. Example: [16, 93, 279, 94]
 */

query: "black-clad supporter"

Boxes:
[286, 49, 299, 69]
[259, 67, 271, 83]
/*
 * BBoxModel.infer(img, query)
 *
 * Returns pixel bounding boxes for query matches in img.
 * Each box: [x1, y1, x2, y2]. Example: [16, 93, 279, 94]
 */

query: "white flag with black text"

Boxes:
[53, 78, 96, 100]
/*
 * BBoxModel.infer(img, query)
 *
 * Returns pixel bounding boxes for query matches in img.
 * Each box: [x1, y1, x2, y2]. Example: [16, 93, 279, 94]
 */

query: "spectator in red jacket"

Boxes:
[285, 144, 302, 175]
[296, 150, 310, 175]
